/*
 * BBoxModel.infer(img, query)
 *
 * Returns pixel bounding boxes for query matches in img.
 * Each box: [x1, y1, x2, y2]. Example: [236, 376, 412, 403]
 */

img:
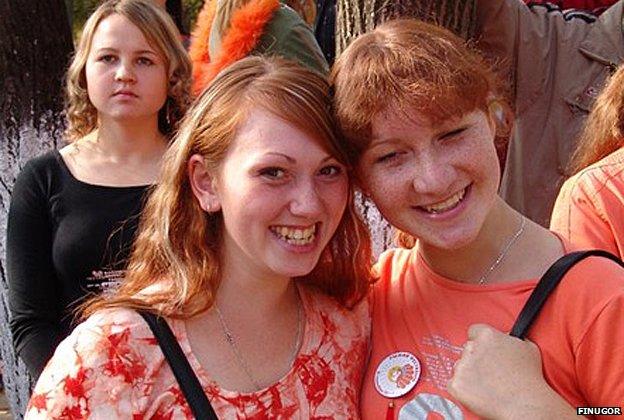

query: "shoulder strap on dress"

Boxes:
[510, 249, 624, 339]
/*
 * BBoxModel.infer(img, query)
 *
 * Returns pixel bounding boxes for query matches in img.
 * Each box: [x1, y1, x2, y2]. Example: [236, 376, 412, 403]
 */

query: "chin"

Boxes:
[269, 261, 318, 279]
[419, 226, 480, 252]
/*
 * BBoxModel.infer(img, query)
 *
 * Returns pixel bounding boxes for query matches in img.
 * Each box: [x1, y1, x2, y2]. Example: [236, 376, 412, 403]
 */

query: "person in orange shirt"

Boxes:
[332, 19, 624, 419]
[550, 64, 624, 257]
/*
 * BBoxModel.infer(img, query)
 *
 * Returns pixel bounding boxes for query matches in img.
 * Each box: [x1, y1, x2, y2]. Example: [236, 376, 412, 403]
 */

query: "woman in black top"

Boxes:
[6, 0, 191, 379]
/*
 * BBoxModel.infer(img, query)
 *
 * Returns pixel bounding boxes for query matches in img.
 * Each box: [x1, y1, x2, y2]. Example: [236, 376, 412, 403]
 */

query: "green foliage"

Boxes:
[184, 0, 205, 33]
[72, 0, 99, 38]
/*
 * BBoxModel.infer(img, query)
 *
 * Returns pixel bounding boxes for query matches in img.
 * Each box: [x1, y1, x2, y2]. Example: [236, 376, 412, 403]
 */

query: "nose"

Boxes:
[411, 153, 454, 196]
[114, 60, 136, 83]
[289, 179, 323, 218]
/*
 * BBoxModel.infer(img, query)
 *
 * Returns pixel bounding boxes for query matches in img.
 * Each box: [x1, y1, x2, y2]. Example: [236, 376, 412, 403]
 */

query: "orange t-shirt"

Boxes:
[550, 147, 624, 257]
[362, 242, 624, 419]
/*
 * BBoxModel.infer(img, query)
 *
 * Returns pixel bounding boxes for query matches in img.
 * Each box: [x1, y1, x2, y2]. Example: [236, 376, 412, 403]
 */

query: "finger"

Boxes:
[467, 323, 493, 340]
[462, 340, 476, 356]
[452, 354, 465, 375]
[522, 337, 542, 358]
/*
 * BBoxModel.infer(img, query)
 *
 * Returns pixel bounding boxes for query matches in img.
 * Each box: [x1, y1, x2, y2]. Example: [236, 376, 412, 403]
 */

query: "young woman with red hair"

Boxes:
[332, 19, 624, 419]
[25, 56, 372, 419]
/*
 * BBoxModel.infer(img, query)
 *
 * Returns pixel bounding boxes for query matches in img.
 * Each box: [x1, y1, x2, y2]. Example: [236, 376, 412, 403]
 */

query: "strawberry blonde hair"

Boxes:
[65, 0, 191, 141]
[85, 56, 372, 318]
[331, 19, 509, 247]
[569, 64, 624, 174]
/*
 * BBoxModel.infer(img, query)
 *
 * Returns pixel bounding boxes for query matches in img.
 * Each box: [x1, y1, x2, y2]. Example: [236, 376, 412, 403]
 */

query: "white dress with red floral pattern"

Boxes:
[25, 286, 370, 419]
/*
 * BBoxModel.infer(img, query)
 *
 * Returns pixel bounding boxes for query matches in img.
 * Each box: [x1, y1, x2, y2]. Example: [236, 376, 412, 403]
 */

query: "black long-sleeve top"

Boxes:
[6, 150, 149, 378]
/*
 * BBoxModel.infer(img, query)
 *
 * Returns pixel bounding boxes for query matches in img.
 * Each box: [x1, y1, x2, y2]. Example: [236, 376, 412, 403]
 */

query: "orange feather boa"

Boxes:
[189, 0, 280, 95]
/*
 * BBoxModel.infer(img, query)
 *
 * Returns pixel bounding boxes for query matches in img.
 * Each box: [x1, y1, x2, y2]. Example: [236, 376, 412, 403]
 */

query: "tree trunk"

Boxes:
[336, 0, 477, 55]
[0, 1, 73, 417]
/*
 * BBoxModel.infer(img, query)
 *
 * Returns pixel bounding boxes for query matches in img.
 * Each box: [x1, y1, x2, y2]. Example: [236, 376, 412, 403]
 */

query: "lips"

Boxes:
[416, 185, 470, 214]
[112, 90, 138, 97]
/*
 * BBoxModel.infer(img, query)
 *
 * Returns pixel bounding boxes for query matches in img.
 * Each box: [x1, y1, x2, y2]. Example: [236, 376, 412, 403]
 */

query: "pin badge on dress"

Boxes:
[374, 352, 421, 398]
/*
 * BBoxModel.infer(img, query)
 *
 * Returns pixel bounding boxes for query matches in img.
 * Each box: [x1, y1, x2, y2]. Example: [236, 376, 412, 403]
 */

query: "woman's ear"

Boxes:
[188, 154, 221, 213]
[487, 99, 512, 138]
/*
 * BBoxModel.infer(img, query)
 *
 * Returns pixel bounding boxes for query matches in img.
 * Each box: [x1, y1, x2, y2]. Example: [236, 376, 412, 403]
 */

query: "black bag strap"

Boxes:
[510, 249, 624, 339]
[138, 311, 219, 420]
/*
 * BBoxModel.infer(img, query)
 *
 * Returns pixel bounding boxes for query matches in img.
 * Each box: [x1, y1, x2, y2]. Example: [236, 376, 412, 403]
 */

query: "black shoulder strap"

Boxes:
[138, 311, 219, 420]
[510, 249, 624, 339]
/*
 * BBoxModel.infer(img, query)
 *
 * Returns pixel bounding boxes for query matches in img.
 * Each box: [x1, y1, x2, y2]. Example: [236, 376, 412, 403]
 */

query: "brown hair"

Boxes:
[84, 56, 372, 318]
[569, 64, 624, 174]
[331, 18, 508, 165]
[65, 0, 191, 141]
[331, 19, 508, 248]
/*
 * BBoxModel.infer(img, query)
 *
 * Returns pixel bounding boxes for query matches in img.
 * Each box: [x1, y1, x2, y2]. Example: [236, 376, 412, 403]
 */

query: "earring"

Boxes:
[165, 98, 172, 127]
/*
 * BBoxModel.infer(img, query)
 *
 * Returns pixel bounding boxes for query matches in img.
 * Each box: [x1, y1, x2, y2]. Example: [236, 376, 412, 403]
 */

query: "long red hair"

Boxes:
[84, 57, 372, 319]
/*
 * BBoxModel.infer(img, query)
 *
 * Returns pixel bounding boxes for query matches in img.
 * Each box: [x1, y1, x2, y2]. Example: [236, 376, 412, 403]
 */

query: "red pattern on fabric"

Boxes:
[103, 329, 147, 383]
[28, 393, 48, 412]
[25, 289, 369, 419]
[60, 404, 85, 419]
[63, 366, 89, 398]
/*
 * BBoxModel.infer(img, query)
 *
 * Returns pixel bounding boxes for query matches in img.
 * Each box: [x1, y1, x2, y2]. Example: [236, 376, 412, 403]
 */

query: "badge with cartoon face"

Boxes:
[374, 352, 421, 398]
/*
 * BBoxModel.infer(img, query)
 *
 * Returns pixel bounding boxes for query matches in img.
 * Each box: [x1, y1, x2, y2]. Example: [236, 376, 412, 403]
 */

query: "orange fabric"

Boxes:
[188, 0, 217, 84]
[189, 0, 279, 96]
[362, 242, 624, 419]
[550, 147, 624, 258]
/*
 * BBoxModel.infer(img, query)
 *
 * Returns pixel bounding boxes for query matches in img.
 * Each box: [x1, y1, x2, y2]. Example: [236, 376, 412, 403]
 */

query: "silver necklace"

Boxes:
[478, 216, 527, 285]
[214, 298, 303, 391]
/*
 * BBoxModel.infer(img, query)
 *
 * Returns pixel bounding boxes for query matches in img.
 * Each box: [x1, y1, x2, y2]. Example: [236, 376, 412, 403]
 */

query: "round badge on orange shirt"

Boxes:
[374, 351, 421, 398]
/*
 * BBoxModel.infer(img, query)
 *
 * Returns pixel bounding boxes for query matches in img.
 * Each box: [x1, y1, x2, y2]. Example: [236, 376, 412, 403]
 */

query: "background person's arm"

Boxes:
[7, 160, 62, 379]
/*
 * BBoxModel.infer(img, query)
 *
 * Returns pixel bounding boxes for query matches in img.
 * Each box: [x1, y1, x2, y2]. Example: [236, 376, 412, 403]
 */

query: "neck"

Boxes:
[216, 254, 298, 318]
[93, 116, 165, 161]
[419, 199, 523, 284]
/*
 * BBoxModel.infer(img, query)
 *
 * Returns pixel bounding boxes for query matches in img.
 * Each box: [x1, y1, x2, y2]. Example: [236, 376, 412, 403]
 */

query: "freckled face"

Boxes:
[359, 107, 500, 250]
[85, 14, 168, 123]
[213, 109, 348, 280]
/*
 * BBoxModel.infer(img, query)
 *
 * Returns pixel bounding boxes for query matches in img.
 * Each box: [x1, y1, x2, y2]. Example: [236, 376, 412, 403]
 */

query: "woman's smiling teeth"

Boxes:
[419, 187, 467, 214]
[270, 224, 317, 245]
